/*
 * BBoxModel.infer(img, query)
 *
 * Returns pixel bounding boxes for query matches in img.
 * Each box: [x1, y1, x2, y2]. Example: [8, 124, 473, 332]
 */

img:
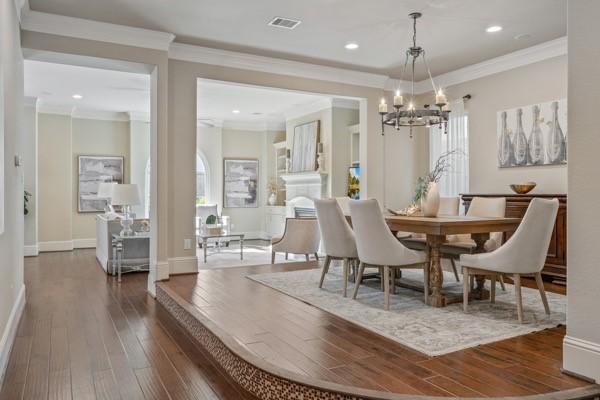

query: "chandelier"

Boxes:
[379, 12, 450, 137]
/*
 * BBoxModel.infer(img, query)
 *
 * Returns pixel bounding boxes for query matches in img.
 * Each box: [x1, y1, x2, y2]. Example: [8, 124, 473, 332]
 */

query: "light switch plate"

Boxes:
[183, 238, 192, 250]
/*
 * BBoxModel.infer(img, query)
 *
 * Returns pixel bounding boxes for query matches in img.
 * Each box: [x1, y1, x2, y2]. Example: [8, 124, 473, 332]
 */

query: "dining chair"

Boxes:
[460, 198, 559, 323]
[400, 196, 461, 280]
[314, 199, 358, 297]
[349, 199, 429, 310]
[271, 218, 321, 263]
[443, 196, 507, 289]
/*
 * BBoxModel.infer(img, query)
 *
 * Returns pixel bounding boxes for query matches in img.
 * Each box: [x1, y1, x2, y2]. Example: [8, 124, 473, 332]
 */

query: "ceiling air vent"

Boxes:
[268, 16, 301, 30]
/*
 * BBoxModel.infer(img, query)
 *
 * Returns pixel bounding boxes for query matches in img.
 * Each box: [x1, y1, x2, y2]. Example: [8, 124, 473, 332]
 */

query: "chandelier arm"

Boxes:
[399, 51, 410, 87]
[422, 50, 438, 94]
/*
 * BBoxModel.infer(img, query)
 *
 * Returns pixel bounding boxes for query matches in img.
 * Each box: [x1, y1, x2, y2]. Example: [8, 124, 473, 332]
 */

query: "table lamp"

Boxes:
[110, 184, 141, 236]
[97, 182, 117, 213]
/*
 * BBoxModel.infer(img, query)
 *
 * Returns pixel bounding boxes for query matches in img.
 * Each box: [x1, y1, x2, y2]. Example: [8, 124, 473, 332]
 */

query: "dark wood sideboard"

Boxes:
[461, 194, 567, 284]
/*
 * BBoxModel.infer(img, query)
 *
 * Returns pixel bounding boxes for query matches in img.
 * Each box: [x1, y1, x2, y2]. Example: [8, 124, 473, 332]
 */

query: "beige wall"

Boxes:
[564, 0, 600, 382]
[38, 113, 72, 243]
[71, 118, 130, 240]
[0, 0, 25, 367]
[441, 55, 568, 194]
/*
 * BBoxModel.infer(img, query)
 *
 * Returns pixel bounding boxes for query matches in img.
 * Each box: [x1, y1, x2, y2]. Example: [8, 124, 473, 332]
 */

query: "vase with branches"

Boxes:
[414, 150, 462, 216]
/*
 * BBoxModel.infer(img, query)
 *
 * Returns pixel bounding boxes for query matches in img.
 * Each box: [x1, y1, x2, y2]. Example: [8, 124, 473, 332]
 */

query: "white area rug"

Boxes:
[247, 266, 566, 356]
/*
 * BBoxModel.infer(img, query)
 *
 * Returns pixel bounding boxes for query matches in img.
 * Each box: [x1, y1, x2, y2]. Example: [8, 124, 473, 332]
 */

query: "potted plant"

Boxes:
[24, 190, 32, 215]
[414, 150, 461, 217]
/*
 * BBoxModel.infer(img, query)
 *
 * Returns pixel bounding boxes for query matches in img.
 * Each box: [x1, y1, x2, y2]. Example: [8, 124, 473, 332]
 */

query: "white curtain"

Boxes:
[429, 99, 469, 198]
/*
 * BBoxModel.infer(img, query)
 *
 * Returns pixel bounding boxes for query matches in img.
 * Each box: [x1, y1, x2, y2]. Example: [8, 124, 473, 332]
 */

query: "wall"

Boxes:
[71, 117, 130, 241]
[564, 0, 600, 383]
[0, 0, 25, 384]
[38, 113, 72, 245]
[129, 120, 150, 218]
[23, 101, 38, 254]
[441, 55, 567, 194]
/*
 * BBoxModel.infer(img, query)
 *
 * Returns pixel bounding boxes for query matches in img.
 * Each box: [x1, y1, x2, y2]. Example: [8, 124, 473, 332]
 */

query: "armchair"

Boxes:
[271, 218, 321, 263]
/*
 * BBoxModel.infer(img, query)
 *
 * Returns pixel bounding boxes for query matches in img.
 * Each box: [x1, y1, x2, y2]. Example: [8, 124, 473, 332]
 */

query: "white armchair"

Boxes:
[460, 198, 559, 323]
[271, 218, 321, 263]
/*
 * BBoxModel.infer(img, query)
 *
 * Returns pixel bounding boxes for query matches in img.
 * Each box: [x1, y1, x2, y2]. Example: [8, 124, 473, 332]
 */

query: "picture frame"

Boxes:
[291, 120, 320, 172]
[78, 155, 124, 213]
[223, 158, 259, 208]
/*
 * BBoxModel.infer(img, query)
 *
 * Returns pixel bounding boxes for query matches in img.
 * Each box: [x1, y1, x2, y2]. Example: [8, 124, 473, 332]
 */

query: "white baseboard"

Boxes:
[38, 240, 74, 252]
[23, 244, 39, 257]
[73, 238, 96, 249]
[0, 284, 26, 388]
[563, 335, 600, 383]
[169, 256, 198, 274]
[156, 260, 170, 281]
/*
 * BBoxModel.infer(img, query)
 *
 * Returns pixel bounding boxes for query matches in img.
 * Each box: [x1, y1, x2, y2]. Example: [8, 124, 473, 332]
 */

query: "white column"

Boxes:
[563, 0, 600, 383]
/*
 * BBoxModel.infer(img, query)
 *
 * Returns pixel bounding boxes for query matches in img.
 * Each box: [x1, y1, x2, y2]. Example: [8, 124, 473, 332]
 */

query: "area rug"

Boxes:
[247, 266, 566, 356]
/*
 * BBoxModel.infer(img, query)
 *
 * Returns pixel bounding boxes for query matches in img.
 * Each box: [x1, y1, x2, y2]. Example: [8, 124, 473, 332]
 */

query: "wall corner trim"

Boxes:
[168, 256, 198, 275]
[563, 335, 600, 383]
[0, 284, 26, 388]
[21, 10, 175, 51]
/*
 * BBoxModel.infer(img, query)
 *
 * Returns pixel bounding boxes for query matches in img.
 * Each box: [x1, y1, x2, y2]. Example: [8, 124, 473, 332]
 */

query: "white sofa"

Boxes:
[96, 215, 150, 273]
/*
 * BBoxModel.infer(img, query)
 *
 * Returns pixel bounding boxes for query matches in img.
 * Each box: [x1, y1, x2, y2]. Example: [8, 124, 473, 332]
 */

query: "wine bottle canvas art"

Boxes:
[497, 99, 567, 168]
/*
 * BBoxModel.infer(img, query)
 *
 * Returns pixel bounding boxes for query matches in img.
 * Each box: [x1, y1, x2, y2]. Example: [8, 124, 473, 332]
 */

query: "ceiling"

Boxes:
[24, 60, 150, 114]
[28, 0, 567, 80]
[197, 80, 329, 127]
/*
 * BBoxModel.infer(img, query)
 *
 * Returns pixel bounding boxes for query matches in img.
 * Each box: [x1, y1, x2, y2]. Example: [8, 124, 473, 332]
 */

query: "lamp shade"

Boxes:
[110, 184, 141, 206]
[97, 182, 117, 199]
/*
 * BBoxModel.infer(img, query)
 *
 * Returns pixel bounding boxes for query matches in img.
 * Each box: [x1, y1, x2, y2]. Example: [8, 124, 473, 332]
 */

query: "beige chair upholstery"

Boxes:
[349, 199, 428, 310]
[271, 218, 321, 263]
[461, 198, 559, 323]
[335, 196, 351, 215]
[314, 199, 358, 297]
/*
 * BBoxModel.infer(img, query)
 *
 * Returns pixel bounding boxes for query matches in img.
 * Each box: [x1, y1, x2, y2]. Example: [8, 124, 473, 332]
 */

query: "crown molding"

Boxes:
[37, 102, 74, 116]
[222, 120, 285, 132]
[128, 111, 151, 122]
[197, 118, 223, 128]
[72, 109, 130, 122]
[331, 98, 360, 110]
[21, 10, 175, 51]
[23, 96, 38, 107]
[169, 43, 389, 89]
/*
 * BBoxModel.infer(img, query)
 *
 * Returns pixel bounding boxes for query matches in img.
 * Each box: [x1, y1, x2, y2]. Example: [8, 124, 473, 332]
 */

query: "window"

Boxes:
[196, 153, 209, 205]
[429, 100, 469, 198]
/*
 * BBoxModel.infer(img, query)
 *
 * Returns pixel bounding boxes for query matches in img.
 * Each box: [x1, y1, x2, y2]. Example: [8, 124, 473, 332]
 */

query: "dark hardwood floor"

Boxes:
[0, 249, 256, 400]
[162, 262, 590, 398]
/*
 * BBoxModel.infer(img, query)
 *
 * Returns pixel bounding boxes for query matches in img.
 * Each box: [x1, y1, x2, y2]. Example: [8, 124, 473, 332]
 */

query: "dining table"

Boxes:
[383, 215, 522, 307]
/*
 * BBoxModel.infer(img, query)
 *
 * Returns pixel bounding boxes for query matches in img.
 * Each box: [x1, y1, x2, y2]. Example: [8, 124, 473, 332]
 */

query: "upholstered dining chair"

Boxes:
[400, 196, 461, 280]
[461, 198, 559, 323]
[350, 199, 429, 310]
[443, 196, 507, 289]
[271, 218, 321, 263]
[314, 199, 358, 297]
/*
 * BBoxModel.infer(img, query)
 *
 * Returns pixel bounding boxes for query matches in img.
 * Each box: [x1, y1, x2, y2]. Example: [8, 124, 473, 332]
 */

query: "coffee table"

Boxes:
[199, 232, 244, 263]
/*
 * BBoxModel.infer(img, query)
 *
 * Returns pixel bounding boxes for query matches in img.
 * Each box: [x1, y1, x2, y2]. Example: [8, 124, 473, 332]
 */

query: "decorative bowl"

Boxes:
[509, 182, 537, 194]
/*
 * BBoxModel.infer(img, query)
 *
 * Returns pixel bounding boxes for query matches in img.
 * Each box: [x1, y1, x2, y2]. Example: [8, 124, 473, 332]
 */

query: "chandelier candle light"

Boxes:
[379, 12, 450, 138]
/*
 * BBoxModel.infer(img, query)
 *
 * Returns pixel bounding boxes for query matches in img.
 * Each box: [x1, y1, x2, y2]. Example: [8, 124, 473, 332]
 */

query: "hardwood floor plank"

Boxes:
[0, 335, 33, 400]
[134, 367, 171, 400]
[425, 375, 484, 398]
[93, 369, 121, 400]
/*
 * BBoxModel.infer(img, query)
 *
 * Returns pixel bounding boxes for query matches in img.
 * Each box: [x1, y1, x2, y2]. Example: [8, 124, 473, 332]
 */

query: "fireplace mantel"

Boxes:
[280, 171, 328, 205]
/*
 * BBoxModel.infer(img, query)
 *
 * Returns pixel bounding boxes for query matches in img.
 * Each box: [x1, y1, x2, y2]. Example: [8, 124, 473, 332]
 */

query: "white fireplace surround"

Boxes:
[280, 171, 328, 215]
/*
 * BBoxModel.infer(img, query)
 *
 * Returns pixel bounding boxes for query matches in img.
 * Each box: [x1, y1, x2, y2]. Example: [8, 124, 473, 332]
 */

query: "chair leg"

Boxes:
[490, 274, 496, 304]
[285, 252, 288, 260]
[514, 274, 524, 323]
[463, 267, 470, 312]
[499, 274, 506, 291]
[383, 266, 391, 311]
[351, 260, 357, 283]
[271, 251, 275, 264]
[450, 259, 460, 282]
[534, 272, 550, 315]
[391, 268, 396, 294]
[305, 254, 309, 262]
[379, 267, 384, 291]
[342, 258, 350, 297]
[319, 256, 331, 289]
[352, 262, 366, 299]
[314, 253, 319, 261]
[423, 263, 430, 304]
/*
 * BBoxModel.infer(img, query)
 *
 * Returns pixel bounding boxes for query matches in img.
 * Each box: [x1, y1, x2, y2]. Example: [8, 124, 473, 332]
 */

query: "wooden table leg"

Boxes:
[426, 234, 446, 307]
[470, 232, 491, 300]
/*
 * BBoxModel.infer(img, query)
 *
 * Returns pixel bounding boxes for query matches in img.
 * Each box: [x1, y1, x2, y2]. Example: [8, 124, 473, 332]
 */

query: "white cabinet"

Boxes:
[265, 206, 286, 239]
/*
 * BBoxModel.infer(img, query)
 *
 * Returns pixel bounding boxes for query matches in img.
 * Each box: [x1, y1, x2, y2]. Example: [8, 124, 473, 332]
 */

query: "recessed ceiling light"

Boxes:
[345, 42, 359, 50]
[486, 25, 503, 33]
[72, 94, 83, 99]
[232, 109, 240, 114]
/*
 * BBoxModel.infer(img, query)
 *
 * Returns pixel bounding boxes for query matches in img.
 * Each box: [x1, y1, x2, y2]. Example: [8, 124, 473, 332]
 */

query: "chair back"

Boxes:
[486, 198, 559, 273]
[466, 197, 506, 218]
[349, 199, 423, 266]
[335, 196, 351, 215]
[439, 197, 460, 216]
[273, 218, 321, 254]
[314, 199, 358, 259]
[196, 204, 218, 222]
